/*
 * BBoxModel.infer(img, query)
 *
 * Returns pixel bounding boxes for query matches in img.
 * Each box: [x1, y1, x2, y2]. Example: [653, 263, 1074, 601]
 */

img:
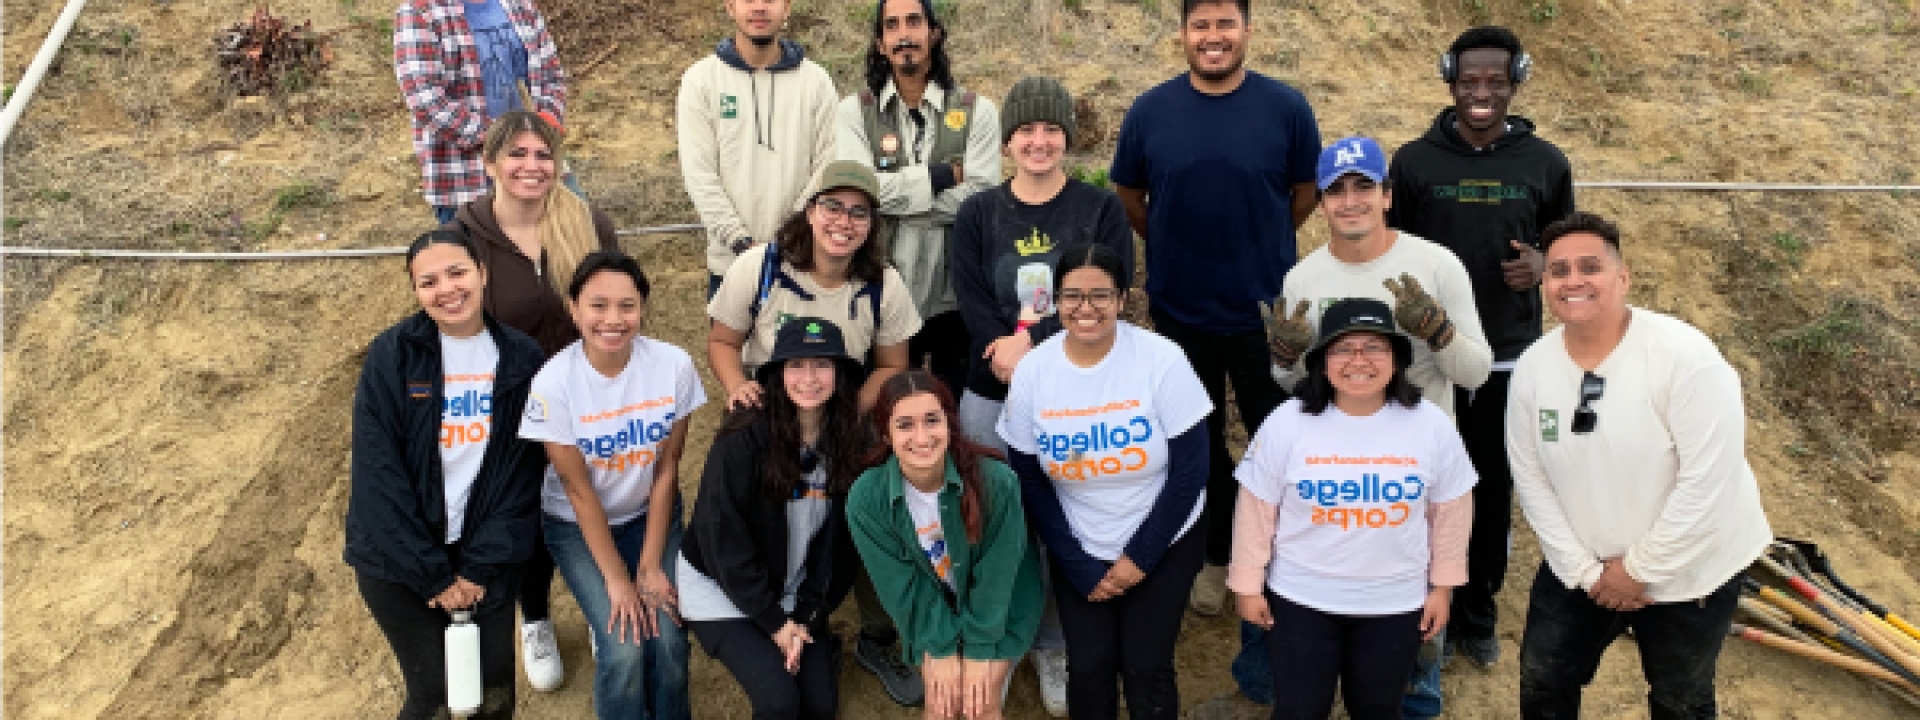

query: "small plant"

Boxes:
[1526, 0, 1559, 23]
[1068, 166, 1110, 189]
[1460, 0, 1491, 25]
[1892, 167, 1913, 199]
[1720, 4, 1746, 20]
[1737, 71, 1771, 97]
[1663, 155, 1683, 164]
[2, 83, 11, 102]
[1785, 441, 1812, 458]
[4, 217, 29, 232]
[31, 189, 73, 202]
[215, 6, 333, 97]
[932, 0, 958, 24]
[1769, 232, 1808, 267]
[1769, 298, 1868, 361]
[1719, 28, 1743, 40]
[1064, 0, 1084, 11]
[272, 182, 333, 213]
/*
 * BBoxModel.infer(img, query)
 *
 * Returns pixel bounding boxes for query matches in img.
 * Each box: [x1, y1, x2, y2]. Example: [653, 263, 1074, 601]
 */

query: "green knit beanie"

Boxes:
[1000, 76, 1076, 146]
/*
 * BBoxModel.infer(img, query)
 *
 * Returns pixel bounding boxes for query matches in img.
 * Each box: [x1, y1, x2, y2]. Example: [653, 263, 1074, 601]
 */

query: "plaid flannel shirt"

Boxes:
[394, 0, 567, 209]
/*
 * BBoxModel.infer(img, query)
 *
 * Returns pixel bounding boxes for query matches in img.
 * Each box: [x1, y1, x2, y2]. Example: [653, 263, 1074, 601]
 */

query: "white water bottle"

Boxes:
[445, 610, 482, 718]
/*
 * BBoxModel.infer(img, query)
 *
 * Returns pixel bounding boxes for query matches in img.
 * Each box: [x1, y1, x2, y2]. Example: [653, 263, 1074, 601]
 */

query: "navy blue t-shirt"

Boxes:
[1109, 72, 1320, 333]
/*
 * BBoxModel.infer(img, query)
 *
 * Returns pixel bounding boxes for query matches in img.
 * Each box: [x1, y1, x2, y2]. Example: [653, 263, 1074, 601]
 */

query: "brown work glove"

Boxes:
[1384, 273, 1455, 351]
[1258, 297, 1314, 369]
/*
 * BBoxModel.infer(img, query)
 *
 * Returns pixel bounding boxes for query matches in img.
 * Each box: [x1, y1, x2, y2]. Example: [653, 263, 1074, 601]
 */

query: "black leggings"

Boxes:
[356, 570, 517, 720]
[1264, 592, 1423, 720]
[908, 310, 972, 403]
[1051, 527, 1205, 720]
[518, 539, 555, 622]
[690, 618, 843, 720]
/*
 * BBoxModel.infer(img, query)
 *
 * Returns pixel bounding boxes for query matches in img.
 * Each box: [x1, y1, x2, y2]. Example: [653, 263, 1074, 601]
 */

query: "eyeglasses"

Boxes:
[812, 197, 874, 223]
[1572, 371, 1604, 434]
[1057, 289, 1120, 310]
[1327, 343, 1393, 361]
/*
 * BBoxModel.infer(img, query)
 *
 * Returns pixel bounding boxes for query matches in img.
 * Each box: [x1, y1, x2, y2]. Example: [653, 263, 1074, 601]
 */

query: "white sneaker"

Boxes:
[1190, 564, 1229, 616]
[521, 620, 564, 691]
[1032, 647, 1069, 717]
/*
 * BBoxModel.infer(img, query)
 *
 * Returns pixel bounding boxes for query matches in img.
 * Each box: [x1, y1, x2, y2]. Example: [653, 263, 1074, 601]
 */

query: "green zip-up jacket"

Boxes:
[847, 455, 1043, 663]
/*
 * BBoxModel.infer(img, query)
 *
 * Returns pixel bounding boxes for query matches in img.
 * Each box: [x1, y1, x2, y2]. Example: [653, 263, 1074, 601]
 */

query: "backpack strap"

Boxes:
[851, 281, 884, 337]
[748, 241, 779, 322]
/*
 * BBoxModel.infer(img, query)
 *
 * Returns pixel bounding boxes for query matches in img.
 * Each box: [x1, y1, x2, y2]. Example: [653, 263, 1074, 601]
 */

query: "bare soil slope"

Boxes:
[6, 0, 1919, 717]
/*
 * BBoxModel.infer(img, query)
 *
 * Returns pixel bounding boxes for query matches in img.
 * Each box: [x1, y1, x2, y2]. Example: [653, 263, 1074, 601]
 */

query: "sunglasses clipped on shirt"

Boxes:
[1572, 371, 1605, 435]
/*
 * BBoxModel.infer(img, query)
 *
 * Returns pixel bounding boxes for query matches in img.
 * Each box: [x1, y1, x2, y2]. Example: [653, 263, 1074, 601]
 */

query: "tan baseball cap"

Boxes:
[812, 160, 881, 205]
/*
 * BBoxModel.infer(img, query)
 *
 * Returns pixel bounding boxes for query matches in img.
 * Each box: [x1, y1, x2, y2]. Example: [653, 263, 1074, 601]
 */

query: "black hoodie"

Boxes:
[1386, 109, 1575, 361]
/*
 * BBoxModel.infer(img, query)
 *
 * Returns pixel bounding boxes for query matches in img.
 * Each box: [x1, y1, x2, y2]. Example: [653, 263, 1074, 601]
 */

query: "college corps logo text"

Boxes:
[1036, 400, 1151, 482]
[577, 396, 680, 472]
[1296, 454, 1425, 530]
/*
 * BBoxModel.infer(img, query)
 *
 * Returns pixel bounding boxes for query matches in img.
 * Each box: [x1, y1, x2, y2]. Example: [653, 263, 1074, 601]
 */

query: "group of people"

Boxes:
[354, 0, 1775, 717]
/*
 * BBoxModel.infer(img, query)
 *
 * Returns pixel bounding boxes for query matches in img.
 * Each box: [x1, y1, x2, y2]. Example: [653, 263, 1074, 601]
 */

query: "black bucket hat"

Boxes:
[1303, 298, 1414, 372]
[755, 317, 865, 387]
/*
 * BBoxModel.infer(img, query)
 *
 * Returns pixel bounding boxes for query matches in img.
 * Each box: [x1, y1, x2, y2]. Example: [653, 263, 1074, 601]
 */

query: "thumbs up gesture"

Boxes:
[1384, 273, 1456, 351]
[1259, 296, 1315, 369]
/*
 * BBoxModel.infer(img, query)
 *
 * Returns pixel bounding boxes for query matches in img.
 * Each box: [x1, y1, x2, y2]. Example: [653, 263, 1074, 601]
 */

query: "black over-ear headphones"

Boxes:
[1438, 47, 1533, 85]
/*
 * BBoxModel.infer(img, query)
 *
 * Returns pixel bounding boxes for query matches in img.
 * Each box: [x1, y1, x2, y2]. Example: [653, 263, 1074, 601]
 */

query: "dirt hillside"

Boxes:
[5, 0, 1919, 717]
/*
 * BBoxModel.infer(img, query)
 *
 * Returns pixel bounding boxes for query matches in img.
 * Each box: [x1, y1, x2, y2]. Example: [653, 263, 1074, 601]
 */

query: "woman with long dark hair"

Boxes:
[1229, 298, 1475, 720]
[345, 229, 546, 719]
[679, 318, 868, 719]
[996, 243, 1213, 719]
[848, 370, 1043, 720]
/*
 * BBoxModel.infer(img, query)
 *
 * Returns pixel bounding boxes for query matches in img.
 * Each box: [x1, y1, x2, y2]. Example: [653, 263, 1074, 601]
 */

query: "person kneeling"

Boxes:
[849, 370, 1044, 719]
[679, 318, 867, 719]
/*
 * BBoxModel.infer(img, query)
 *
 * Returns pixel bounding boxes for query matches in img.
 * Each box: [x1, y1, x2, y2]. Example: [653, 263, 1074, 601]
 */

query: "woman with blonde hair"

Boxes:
[442, 109, 620, 691]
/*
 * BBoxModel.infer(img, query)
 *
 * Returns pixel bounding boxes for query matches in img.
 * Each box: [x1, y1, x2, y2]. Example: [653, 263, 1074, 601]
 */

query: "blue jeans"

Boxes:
[1230, 622, 1273, 704]
[1518, 562, 1742, 719]
[434, 205, 459, 225]
[546, 509, 691, 720]
[1402, 630, 1446, 718]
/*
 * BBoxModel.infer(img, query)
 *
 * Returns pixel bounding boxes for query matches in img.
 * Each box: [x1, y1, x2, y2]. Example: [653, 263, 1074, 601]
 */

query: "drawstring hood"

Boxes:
[717, 38, 809, 151]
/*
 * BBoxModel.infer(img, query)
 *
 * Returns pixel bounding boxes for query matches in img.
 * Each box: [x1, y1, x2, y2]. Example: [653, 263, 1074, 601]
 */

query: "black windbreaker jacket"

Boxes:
[1386, 109, 1576, 361]
[343, 311, 546, 615]
[681, 417, 858, 635]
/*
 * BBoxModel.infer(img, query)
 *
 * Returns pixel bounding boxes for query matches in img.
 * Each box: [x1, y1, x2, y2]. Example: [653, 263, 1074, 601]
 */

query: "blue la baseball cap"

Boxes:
[1316, 136, 1389, 191]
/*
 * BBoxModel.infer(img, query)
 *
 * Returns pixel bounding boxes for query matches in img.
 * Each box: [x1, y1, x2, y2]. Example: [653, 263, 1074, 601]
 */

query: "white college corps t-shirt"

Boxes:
[440, 330, 500, 544]
[904, 484, 955, 592]
[997, 322, 1213, 561]
[519, 336, 706, 526]
[1236, 398, 1476, 615]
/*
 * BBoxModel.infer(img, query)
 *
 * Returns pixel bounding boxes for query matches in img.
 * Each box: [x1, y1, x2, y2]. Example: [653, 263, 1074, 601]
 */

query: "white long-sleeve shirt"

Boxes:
[1506, 306, 1771, 602]
[1274, 231, 1492, 417]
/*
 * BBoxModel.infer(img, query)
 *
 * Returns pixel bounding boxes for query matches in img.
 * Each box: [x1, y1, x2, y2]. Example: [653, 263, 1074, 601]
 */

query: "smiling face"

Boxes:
[887, 391, 949, 478]
[1543, 232, 1631, 328]
[411, 242, 488, 336]
[1319, 173, 1392, 243]
[569, 269, 644, 357]
[782, 356, 839, 410]
[1181, 1, 1249, 86]
[806, 189, 873, 263]
[483, 131, 556, 203]
[1451, 48, 1516, 134]
[1057, 266, 1124, 344]
[1007, 121, 1067, 177]
[876, 0, 938, 78]
[1322, 330, 1395, 403]
[725, 0, 791, 44]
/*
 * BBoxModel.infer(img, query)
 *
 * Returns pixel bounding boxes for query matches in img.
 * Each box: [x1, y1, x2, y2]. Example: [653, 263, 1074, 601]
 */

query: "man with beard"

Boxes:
[1109, 0, 1319, 706]
[1384, 28, 1575, 704]
[835, 0, 1000, 413]
[678, 0, 840, 298]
